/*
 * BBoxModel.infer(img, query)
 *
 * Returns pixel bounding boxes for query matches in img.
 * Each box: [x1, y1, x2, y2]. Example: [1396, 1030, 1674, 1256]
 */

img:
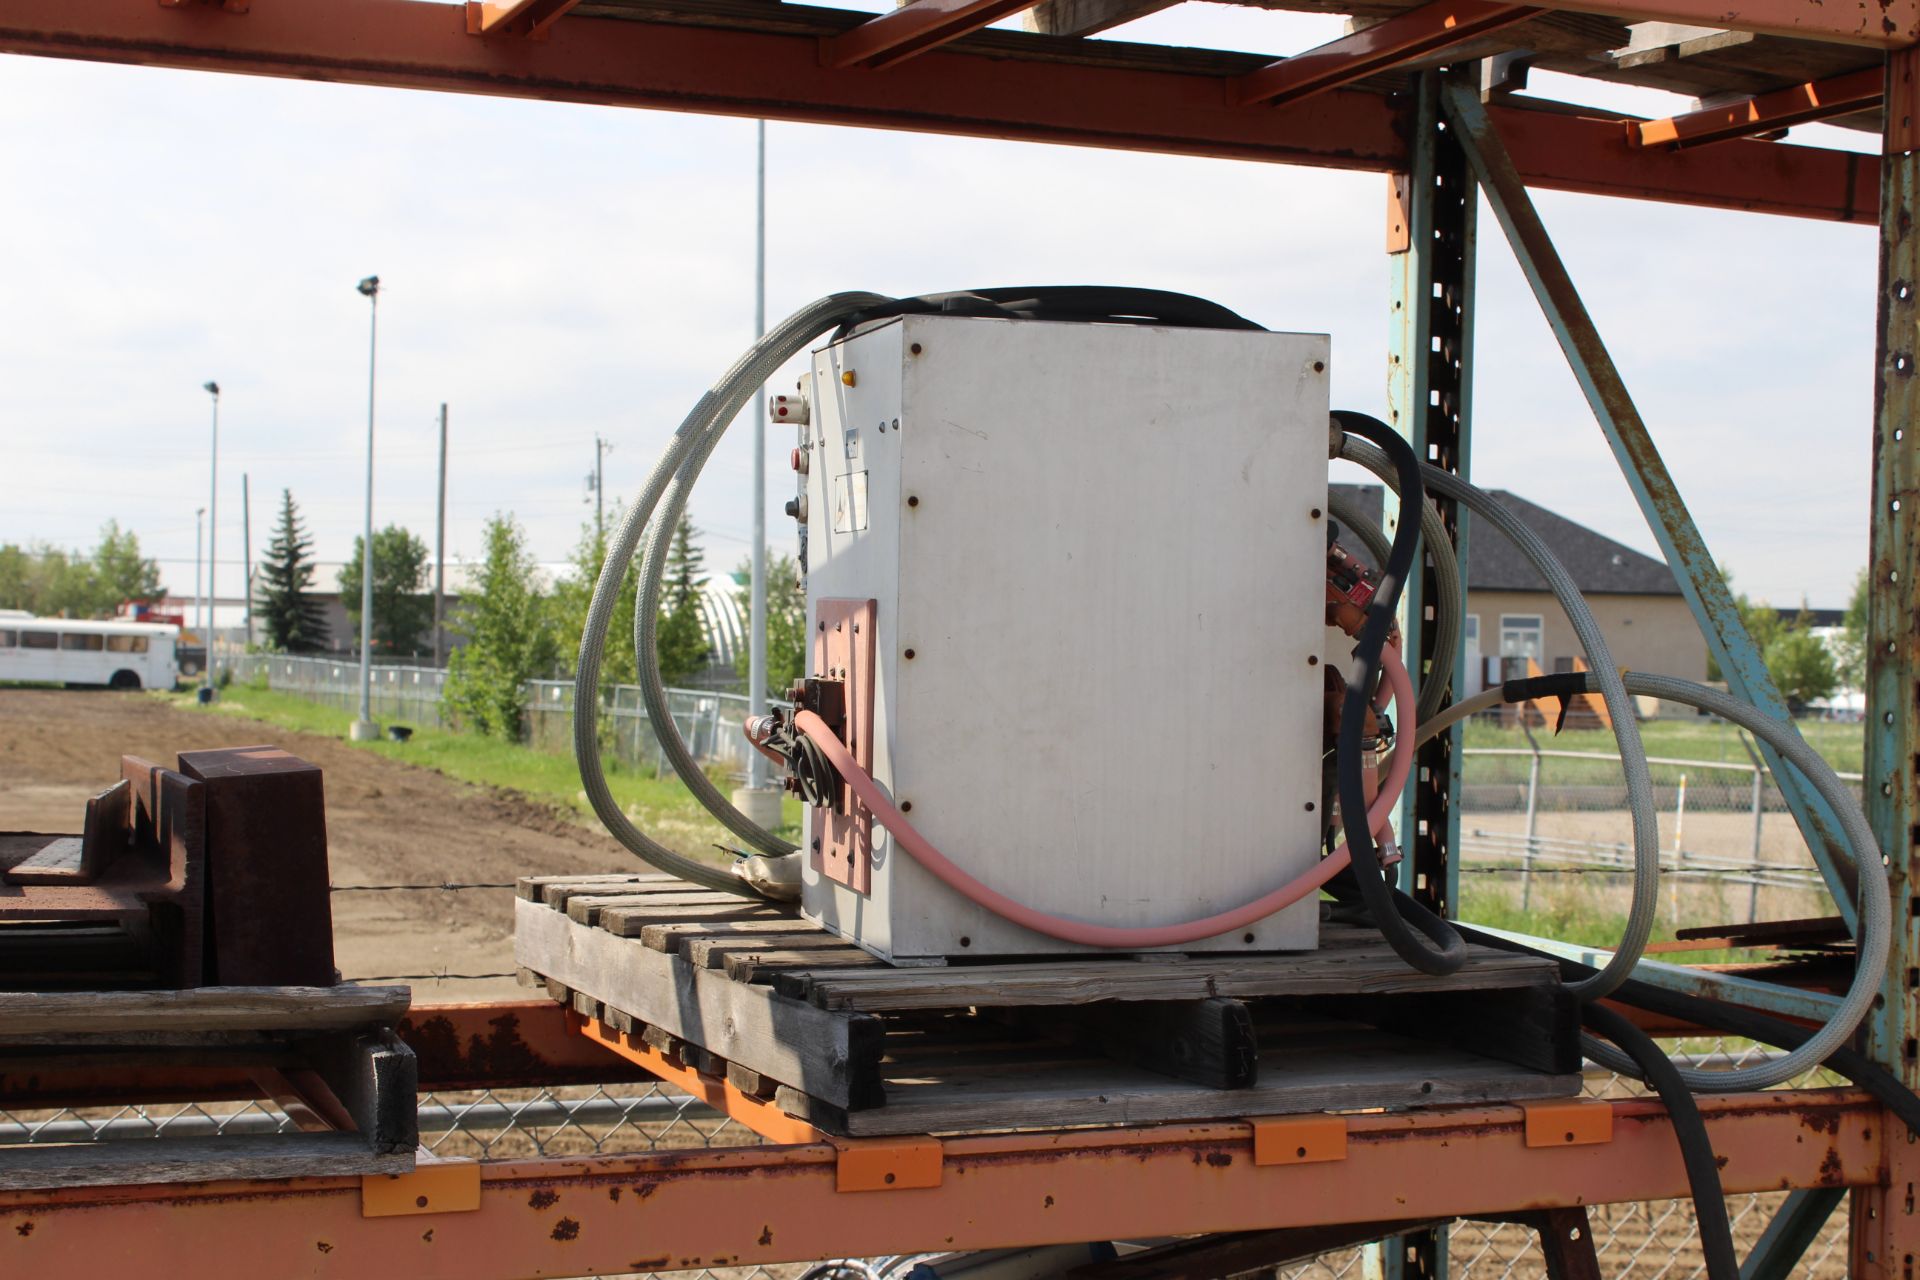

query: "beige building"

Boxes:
[1331, 485, 1708, 714]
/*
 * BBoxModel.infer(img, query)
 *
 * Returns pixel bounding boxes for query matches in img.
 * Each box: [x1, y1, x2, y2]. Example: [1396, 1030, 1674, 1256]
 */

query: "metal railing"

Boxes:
[228, 653, 777, 780]
[1454, 727, 1861, 922]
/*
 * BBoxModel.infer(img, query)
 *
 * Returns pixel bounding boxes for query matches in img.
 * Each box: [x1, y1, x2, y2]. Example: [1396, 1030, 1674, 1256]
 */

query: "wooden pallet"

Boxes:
[515, 874, 1583, 1137]
[0, 985, 419, 1189]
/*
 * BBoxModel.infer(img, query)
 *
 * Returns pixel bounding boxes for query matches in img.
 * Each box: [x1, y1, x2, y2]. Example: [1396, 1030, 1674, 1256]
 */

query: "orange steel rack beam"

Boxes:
[0, 0, 1883, 222]
[1229, 0, 1539, 108]
[0, 1089, 1881, 1278]
[1629, 68, 1886, 149]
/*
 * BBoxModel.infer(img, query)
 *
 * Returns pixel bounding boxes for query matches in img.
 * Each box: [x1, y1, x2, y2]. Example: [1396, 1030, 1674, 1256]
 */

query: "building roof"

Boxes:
[1329, 484, 1681, 597]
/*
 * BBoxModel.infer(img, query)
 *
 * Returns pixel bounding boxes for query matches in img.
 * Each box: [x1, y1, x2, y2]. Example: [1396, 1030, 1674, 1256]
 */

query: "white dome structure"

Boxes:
[696, 578, 747, 669]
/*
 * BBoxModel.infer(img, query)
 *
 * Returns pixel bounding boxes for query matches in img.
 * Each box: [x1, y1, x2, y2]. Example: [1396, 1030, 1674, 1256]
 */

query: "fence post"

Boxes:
[1738, 730, 1766, 924]
[1520, 721, 1541, 912]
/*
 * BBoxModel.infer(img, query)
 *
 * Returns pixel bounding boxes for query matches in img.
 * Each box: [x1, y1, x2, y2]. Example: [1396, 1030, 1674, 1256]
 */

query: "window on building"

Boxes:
[21, 631, 57, 650]
[1499, 614, 1544, 680]
[61, 633, 104, 651]
[1463, 615, 1480, 649]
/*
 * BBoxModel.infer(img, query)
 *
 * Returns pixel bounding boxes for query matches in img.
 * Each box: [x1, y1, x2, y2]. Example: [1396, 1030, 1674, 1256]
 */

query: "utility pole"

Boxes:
[194, 507, 205, 650]
[351, 274, 381, 741]
[734, 118, 780, 829]
[202, 381, 220, 699]
[593, 433, 608, 541]
[242, 472, 253, 649]
[434, 403, 448, 668]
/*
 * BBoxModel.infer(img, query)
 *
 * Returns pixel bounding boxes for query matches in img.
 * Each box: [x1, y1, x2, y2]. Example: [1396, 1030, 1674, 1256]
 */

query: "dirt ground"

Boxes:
[0, 688, 632, 1001]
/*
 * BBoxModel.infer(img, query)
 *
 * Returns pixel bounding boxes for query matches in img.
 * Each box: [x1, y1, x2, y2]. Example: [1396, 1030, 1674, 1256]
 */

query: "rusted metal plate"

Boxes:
[811, 600, 875, 894]
[398, 1000, 652, 1090]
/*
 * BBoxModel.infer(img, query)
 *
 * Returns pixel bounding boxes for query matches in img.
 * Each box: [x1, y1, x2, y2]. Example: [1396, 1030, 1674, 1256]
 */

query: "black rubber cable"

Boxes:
[1329, 411, 1466, 975]
[838, 286, 1267, 335]
[1456, 920, 1920, 1136]
[1580, 1002, 1739, 1280]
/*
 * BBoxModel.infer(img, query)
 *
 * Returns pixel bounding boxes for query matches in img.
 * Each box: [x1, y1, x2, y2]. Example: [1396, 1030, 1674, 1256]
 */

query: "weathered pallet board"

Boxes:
[0, 985, 412, 1039]
[781, 945, 1557, 1011]
[514, 896, 883, 1108]
[786, 1028, 1580, 1137]
[515, 879, 1580, 1136]
[0, 1133, 408, 1191]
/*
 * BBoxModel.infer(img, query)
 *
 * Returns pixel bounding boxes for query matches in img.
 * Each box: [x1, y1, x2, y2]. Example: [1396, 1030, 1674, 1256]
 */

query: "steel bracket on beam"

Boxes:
[831, 1136, 944, 1192]
[1250, 1115, 1349, 1165]
[1522, 1101, 1614, 1149]
[361, 1158, 483, 1218]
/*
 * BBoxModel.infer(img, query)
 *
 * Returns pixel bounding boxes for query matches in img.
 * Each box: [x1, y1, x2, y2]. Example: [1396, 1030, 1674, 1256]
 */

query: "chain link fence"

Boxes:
[229, 653, 773, 780]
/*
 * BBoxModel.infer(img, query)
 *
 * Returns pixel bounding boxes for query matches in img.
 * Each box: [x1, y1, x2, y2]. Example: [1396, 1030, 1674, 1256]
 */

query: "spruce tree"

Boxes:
[655, 516, 709, 685]
[255, 490, 328, 653]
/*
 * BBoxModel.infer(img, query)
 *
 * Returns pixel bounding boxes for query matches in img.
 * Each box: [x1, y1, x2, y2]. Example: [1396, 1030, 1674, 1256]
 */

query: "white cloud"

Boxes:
[0, 25, 1877, 612]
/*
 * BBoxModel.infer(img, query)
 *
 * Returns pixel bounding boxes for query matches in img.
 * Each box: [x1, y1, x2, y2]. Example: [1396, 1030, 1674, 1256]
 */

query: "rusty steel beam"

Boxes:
[821, 0, 1042, 69]
[465, 0, 582, 40]
[398, 1000, 653, 1090]
[0, 1091, 1881, 1277]
[1524, 0, 1916, 48]
[1229, 0, 1537, 109]
[0, 0, 1884, 224]
[572, 1013, 824, 1145]
[1629, 68, 1884, 149]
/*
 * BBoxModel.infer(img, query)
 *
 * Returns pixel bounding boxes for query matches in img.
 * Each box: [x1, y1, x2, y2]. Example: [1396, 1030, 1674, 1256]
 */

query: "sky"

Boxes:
[0, 3, 1883, 621]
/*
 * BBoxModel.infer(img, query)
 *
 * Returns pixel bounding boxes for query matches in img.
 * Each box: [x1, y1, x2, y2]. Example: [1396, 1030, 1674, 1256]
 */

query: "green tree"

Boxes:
[339, 524, 433, 656]
[255, 491, 329, 653]
[1705, 563, 1784, 682]
[550, 509, 640, 686]
[0, 525, 161, 618]
[0, 545, 27, 612]
[1764, 627, 1839, 712]
[654, 517, 709, 685]
[443, 513, 557, 737]
[89, 520, 163, 610]
[1835, 566, 1869, 691]
[732, 553, 807, 699]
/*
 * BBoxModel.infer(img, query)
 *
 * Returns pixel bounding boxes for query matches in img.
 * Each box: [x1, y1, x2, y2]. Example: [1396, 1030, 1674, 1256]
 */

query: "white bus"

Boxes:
[0, 614, 180, 690]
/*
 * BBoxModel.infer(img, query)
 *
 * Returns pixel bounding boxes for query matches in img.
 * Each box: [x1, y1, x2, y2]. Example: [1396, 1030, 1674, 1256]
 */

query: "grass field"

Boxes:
[1463, 714, 1864, 774]
[160, 681, 1816, 961]
[155, 683, 804, 845]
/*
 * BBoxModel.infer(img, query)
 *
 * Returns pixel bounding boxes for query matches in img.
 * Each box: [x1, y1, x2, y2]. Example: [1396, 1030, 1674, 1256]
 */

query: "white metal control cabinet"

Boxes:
[798, 313, 1330, 960]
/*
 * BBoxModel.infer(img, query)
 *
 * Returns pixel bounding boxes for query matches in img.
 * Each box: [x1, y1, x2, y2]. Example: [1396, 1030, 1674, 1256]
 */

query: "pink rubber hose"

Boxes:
[793, 643, 1418, 948]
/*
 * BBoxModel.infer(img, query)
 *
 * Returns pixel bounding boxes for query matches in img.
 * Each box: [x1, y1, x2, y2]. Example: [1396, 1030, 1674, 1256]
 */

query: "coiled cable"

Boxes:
[1338, 437, 1658, 1002]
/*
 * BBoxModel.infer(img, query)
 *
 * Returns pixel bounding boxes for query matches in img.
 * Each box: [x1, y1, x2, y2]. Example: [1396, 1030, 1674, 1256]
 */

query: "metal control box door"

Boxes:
[798, 313, 1330, 960]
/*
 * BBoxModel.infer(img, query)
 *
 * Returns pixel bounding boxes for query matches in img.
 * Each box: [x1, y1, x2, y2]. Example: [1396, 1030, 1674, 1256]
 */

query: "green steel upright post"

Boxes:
[1854, 50, 1920, 1279]
[1377, 69, 1475, 1280]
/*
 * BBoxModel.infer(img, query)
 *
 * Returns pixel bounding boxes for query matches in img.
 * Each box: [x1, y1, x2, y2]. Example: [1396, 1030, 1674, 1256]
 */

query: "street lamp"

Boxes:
[201, 381, 220, 702]
[194, 506, 206, 667]
[350, 275, 381, 742]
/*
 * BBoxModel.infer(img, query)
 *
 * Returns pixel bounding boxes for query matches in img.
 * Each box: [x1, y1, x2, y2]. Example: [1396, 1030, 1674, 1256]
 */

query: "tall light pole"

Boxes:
[202, 381, 220, 700]
[735, 119, 780, 829]
[194, 506, 206, 657]
[350, 275, 381, 742]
